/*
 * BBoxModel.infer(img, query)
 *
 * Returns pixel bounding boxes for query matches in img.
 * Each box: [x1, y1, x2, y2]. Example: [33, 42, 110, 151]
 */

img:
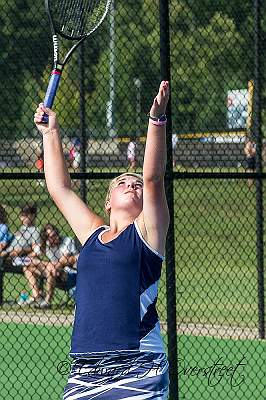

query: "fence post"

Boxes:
[253, 0, 265, 339]
[159, 0, 178, 398]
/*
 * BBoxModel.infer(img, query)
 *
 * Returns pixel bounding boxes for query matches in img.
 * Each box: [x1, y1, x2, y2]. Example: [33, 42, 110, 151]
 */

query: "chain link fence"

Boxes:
[0, 0, 265, 399]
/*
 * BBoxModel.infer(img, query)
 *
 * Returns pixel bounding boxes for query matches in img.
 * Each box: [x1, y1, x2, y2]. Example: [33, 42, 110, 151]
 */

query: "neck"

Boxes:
[109, 210, 139, 232]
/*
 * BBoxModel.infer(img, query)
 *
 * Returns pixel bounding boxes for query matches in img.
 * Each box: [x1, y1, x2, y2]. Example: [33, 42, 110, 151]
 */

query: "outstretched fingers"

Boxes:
[158, 81, 169, 104]
[150, 80, 170, 116]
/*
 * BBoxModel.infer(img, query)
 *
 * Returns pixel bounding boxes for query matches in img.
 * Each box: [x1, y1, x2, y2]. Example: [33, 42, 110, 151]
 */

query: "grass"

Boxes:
[177, 334, 266, 400]
[0, 173, 265, 400]
[0, 322, 265, 400]
[171, 179, 260, 328]
[0, 322, 71, 400]
[0, 175, 265, 328]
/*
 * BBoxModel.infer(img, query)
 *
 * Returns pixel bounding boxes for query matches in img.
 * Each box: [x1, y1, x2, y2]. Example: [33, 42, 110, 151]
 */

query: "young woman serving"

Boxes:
[34, 80, 170, 399]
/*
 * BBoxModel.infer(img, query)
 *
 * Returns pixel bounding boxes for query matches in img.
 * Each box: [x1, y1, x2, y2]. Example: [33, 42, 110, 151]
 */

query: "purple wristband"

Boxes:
[150, 118, 167, 126]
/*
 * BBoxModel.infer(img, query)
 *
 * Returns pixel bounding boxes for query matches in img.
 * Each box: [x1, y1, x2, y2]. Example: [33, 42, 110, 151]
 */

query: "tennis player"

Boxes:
[34, 80, 170, 399]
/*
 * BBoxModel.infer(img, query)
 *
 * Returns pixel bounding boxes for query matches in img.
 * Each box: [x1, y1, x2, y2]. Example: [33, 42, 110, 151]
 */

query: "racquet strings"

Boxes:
[50, 0, 109, 38]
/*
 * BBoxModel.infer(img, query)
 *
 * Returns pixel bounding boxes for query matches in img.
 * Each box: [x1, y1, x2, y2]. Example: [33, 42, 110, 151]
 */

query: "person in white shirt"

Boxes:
[172, 134, 178, 168]
[4, 203, 41, 265]
[22, 223, 78, 308]
[127, 138, 137, 170]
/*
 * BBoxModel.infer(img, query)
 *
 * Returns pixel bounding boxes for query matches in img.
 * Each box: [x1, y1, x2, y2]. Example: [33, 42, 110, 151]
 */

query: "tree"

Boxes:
[0, 0, 50, 137]
[84, 0, 161, 137]
[1, 0, 265, 139]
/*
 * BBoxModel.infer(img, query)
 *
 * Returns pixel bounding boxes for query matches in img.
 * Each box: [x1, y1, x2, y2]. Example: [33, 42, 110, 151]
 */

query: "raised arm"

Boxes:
[136, 81, 170, 255]
[34, 105, 104, 244]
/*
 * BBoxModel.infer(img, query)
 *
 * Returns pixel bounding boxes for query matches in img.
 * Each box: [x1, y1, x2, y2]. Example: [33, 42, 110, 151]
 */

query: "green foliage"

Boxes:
[171, 5, 253, 132]
[0, 0, 50, 136]
[0, 0, 265, 138]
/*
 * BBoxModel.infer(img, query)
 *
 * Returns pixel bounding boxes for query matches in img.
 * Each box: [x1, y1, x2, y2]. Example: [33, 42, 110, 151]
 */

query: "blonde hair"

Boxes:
[105, 172, 143, 215]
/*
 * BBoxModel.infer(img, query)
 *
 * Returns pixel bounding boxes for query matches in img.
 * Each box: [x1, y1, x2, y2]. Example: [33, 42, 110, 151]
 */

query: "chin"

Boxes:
[130, 203, 143, 215]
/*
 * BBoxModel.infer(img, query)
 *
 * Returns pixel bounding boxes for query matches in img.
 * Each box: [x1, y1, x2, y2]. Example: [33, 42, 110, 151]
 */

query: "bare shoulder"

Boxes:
[80, 219, 107, 246]
[51, 188, 105, 245]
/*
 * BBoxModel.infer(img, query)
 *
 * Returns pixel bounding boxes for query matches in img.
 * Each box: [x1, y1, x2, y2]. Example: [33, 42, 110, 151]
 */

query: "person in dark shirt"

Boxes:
[34, 81, 170, 399]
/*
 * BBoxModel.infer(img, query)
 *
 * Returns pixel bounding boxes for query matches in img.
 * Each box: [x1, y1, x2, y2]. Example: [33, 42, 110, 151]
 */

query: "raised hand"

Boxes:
[149, 80, 170, 118]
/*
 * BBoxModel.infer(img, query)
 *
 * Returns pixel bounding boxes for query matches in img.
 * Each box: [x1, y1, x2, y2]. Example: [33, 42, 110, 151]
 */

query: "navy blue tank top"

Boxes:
[70, 221, 165, 356]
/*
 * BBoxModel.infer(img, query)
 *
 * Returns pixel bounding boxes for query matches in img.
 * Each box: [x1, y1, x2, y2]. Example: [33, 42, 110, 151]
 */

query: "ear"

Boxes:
[105, 201, 111, 213]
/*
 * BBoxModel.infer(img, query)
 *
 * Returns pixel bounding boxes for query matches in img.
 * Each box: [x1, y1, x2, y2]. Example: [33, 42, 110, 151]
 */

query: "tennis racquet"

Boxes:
[42, 0, 111, 123]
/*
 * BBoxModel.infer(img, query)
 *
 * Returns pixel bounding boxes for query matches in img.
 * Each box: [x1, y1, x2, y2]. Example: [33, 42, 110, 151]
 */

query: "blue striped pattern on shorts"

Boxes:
[63, 351, 169, 399]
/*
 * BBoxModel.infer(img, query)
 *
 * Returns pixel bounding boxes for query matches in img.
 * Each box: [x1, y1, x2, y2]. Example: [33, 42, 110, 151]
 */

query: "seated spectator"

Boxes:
[0, 205, 14, 253]
[22, 224, 78, 308]
[56, 265, 77, 300]
[3, 203, 41, 265]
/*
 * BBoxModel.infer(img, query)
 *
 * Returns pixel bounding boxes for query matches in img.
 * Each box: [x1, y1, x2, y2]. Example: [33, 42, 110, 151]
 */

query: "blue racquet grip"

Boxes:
[42, 69, 62, 123]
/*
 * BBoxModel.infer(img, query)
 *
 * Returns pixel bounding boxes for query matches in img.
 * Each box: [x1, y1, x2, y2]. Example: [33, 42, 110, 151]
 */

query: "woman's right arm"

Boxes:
[34, 104, 104, 245]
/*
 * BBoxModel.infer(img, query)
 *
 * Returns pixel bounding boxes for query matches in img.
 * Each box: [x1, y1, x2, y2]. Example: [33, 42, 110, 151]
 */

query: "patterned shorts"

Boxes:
[63, 351, 169, 399]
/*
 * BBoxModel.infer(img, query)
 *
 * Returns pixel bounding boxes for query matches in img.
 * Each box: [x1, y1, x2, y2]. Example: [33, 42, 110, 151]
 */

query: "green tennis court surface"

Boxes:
[0, 322, 71, 399]
[177, 334, 265, 400]
[2, 177, 264, 330]
[0, 322, 265, 400]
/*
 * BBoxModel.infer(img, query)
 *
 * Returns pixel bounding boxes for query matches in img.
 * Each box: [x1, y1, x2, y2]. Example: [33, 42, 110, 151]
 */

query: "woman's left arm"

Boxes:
[136, 81, 170, 255]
